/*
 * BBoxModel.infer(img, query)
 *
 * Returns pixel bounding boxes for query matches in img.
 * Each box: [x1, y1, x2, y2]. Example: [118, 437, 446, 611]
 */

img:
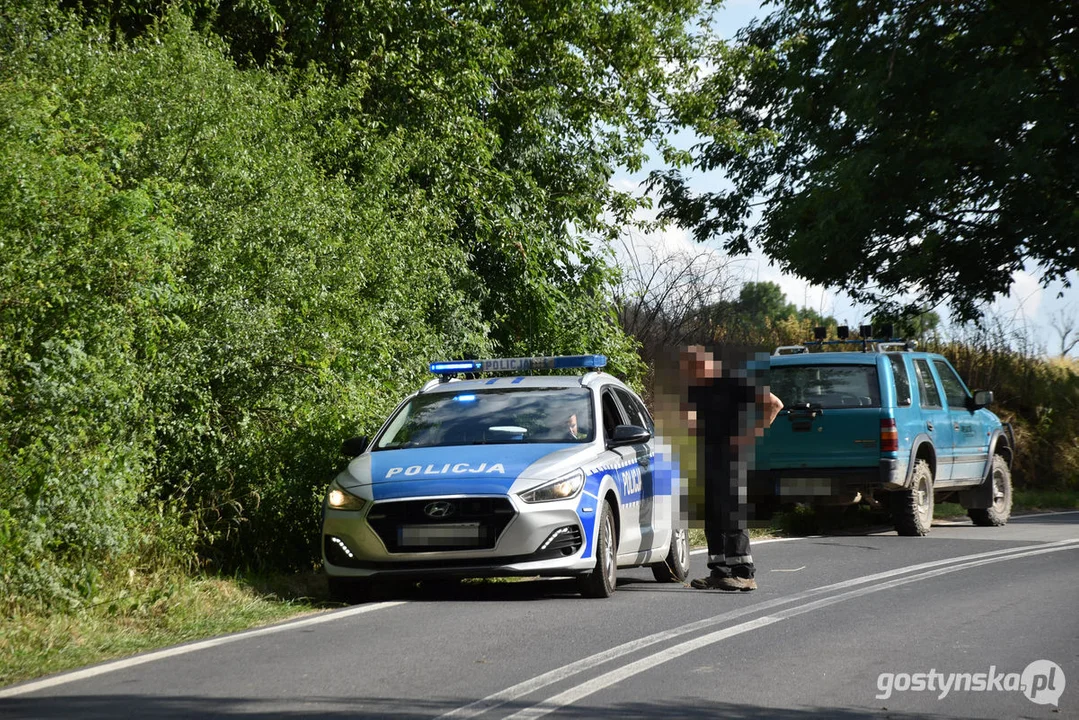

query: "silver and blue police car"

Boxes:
[322, 355, 689, 600]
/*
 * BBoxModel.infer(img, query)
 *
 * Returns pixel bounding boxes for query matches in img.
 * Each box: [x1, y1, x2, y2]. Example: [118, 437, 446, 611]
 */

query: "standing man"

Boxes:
[682, 346, 783, 591]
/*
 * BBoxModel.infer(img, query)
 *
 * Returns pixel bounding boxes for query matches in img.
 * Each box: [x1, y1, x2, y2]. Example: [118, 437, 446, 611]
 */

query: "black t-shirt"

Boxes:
[687, 376, 756, 445]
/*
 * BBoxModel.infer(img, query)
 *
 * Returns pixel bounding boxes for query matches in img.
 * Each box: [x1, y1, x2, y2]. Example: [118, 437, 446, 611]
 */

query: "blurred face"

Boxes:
[567, 413, 579, 436]
[680, 346, 720, 381]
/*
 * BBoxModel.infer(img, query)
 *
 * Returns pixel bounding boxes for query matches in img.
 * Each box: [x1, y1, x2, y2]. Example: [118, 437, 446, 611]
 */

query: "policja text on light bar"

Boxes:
[429, 354, 607, 375]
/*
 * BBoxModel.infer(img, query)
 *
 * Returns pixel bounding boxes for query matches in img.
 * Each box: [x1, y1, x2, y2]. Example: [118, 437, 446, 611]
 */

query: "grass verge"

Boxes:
[0, 572, 324, 689]
[1013, 488, 1079, 512]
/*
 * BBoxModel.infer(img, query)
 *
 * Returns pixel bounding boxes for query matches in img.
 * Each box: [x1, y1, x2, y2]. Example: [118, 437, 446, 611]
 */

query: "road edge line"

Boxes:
[0, 601, 405, 698]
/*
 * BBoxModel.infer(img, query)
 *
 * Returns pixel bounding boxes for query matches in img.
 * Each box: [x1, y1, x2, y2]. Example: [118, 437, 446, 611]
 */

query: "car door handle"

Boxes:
[953, 422, 960, 431]
[926, 421, 934, 431]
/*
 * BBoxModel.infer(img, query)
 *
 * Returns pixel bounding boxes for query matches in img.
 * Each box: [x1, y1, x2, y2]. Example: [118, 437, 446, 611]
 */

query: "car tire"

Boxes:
[651, 527, 690, 583]
[967, 455, 1013, 527]
[891, 459, 934, 536]
[327, 576, 372, 604]
[578, 501, 617, 598]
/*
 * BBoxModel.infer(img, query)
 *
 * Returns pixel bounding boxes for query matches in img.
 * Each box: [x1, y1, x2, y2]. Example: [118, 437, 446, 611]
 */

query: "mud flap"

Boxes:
[957, 474, 993, 509]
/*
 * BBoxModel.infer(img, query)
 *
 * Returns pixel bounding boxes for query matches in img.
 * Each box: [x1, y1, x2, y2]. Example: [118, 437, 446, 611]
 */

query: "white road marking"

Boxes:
[688, 535, 814, 555]
[440, 539, 1079, 719]
[770, 566, 806, 572]
[9, 516, 1077, 701]
[1012, 509, 1079, 519]
[0, 602, 406, 698]
[504, 540, 1079, 719]
[2, 535, 816, 698]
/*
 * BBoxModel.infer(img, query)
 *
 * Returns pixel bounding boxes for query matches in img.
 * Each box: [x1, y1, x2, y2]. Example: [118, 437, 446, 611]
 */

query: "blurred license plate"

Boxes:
[779, 478, 834, 496]
[399, 523, 482, 546]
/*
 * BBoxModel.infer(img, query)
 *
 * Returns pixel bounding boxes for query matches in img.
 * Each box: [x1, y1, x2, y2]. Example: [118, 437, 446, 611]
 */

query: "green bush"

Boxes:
[1, 5, 648, 608]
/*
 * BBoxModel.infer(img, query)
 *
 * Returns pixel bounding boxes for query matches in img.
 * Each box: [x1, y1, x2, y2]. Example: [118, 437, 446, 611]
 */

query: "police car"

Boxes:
[322, 355, 689, 601]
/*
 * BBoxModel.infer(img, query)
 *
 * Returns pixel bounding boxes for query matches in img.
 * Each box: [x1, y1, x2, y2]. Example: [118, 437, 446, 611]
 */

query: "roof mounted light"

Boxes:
[429, 360, 483, 374]
[429, 354, 607, 375]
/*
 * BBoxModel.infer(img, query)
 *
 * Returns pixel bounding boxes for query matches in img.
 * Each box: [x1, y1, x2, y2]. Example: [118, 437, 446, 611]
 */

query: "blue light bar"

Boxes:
[429, 360, 483, 374]
[429, 354, 607, 375]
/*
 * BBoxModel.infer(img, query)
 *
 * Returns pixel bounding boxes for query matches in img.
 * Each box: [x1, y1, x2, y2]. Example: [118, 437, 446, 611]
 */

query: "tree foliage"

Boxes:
[651, 0, 1079, 321]
[613, 238, 739, 357]
[1, 0, 713, 605]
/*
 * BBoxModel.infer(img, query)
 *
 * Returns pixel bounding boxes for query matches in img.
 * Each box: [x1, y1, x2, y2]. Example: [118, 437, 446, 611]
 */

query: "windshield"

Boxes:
[771, 365, 881, 409]
[374, 388, 595, 449]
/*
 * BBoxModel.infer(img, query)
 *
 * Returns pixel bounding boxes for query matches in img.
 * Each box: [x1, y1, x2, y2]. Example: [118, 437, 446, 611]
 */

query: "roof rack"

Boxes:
[773, 323, 918, 355]
[773, 338, 917, 355]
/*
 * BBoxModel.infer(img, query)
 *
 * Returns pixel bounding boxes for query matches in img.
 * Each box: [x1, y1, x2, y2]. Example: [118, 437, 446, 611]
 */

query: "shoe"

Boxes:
[689, 575, 757, 591]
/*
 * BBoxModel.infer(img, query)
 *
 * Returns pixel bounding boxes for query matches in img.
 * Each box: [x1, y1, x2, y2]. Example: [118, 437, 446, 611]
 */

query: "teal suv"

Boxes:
[754, 341, 1015, 535]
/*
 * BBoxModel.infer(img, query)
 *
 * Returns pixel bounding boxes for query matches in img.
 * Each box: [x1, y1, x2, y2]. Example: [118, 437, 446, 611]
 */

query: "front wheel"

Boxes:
[578, 501, 617, 598]
[651, 527, 690, 583]
[967, 455, 1013, 527]
[891, 459, 934, 536]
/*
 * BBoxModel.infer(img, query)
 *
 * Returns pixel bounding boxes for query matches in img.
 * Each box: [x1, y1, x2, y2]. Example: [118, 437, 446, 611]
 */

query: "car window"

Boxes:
[912, 359, 942, 409]
[888, 355, 913, 406]
[601, 389, 626, 439]
[933, 359, 971, 409]
[770, 365, 881, 408]
[614, 387, 652, 431]
[374, 387, 595, 448]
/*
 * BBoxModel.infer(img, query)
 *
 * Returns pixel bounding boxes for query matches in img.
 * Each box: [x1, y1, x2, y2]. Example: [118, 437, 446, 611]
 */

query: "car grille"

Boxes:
[367, 497, 516, 553]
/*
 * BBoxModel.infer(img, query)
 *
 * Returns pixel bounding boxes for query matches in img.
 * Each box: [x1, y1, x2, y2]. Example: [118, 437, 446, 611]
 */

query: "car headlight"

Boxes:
[326, 479, 368, 511]
[518, 470, 585, 503]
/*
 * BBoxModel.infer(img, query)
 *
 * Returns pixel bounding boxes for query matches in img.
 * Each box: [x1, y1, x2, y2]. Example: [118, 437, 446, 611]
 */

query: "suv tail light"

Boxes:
[880, 419, 898, 453]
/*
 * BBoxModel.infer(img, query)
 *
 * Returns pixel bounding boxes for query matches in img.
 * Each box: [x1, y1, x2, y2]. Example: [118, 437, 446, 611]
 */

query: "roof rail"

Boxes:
[877, 341, 918, 353]
[773, 345, 809, 356]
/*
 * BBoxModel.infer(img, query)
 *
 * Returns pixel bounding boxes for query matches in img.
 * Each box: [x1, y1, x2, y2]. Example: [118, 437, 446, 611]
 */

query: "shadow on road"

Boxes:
[0, 694, 982, 719]
[350, 575, 671, 603]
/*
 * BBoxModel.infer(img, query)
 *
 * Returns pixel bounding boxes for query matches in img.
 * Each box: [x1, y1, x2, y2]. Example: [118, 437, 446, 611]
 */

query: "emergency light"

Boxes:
[429, 354, 607, 375]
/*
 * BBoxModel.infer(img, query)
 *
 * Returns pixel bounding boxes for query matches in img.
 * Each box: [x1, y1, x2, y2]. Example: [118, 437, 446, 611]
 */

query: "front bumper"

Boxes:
[322, 494, 594, 578]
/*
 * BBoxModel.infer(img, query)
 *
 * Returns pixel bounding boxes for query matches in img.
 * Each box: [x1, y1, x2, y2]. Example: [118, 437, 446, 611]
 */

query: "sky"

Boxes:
[609, 0, 1079, 357]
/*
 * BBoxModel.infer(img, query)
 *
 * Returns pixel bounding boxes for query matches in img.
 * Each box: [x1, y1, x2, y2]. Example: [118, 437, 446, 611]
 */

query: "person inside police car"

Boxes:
[682, 345, 783, 591]
[566, 412, 585, 441]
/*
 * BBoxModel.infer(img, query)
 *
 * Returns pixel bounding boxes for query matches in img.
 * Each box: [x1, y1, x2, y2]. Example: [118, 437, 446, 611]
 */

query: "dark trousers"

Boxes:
[703, 446, 755, 579]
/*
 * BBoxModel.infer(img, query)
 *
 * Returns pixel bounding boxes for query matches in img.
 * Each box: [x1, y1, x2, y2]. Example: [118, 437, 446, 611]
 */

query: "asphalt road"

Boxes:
[3, 511, 1077, 719]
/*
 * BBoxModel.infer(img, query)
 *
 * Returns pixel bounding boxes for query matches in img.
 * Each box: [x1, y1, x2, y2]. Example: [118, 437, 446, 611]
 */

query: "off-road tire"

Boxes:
[578, 501, 617, 598]
[967, 455, 1013, 527]
[650, 527, 690, 583]
[891, 459, 934, 536]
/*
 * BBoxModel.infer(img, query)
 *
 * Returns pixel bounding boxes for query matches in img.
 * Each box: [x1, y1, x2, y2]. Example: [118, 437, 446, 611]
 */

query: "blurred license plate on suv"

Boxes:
[399, 522, 483, 547]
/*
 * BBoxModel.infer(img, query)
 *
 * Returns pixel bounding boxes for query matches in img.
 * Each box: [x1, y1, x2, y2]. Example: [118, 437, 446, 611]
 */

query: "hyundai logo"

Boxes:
[424, 501, 456, 519]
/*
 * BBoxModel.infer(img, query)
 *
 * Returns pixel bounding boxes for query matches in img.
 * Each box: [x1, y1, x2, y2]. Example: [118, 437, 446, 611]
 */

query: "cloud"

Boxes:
[992, 270, 1043, 323]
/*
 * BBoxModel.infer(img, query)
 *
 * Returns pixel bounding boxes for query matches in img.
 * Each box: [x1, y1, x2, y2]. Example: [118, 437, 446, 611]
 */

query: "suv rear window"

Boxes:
[771, 365, 881, 408]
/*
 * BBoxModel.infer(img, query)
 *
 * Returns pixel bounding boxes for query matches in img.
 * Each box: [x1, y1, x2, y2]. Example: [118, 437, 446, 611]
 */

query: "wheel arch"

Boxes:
[906, 436, 937, 486]
[603, 489, 621, 547]
[991, 430, 1013, 468]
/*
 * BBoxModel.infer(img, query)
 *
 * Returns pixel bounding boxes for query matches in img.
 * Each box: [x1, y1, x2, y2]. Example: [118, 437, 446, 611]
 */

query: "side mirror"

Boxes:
[341, 435, 368, 457]
[607, 424, 651, 448]
[969, 390, 994, 410]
